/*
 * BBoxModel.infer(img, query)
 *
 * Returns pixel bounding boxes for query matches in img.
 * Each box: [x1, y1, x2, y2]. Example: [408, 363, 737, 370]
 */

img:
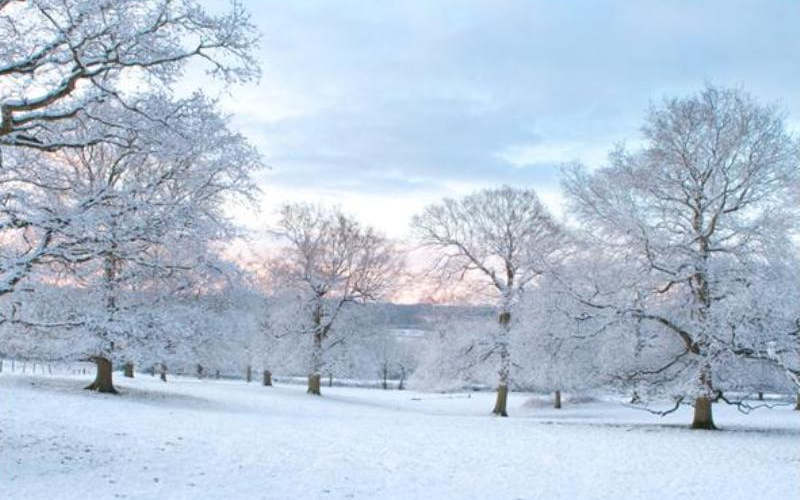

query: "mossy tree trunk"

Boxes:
[308, 373, 321, 395]
[85, 356, 118, 394]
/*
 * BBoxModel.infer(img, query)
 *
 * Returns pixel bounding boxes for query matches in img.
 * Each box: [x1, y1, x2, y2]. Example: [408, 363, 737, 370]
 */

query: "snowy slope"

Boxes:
[2, 373, 798, 500]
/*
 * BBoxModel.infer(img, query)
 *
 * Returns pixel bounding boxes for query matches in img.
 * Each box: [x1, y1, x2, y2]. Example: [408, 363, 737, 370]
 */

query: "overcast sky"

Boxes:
[213, 0, 800, 238]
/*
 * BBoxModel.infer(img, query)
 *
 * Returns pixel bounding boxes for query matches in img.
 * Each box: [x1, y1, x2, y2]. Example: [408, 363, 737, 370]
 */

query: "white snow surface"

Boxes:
[2, 373, 798, 500]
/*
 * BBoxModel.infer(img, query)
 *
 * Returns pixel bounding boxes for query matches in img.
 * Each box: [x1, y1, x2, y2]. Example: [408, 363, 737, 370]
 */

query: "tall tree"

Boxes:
[274, 203, 399, 395]
[563, 85, 800, 428]
[0, 0, 258, 300]
[412, 186, 563, 416]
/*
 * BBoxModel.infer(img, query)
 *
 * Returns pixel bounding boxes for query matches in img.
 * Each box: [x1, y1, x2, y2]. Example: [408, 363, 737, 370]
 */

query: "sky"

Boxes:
[208, 0, 800, 239]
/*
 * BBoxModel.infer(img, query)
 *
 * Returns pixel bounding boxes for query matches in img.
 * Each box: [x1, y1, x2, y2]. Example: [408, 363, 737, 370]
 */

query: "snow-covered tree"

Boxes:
[562, 85, 800, 428]
[412, 186, 563, 416]
[0, 0, 258, 300]
[0, 93, 261, 393]
[272, 203, 399, 395]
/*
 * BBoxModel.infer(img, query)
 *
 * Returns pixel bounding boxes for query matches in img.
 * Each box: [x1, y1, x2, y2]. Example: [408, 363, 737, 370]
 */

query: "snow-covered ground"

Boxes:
[2, 372, 798, 500]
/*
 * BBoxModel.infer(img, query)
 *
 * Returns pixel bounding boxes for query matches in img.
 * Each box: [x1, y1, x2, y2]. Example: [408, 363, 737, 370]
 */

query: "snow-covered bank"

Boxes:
[2, 373, 798, 500]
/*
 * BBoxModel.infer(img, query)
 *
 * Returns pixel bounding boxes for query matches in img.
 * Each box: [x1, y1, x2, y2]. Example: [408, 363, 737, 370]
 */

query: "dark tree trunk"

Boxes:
[328, 374, 333, 387]
[691, 397, 716, 429]
[757, 391, 764, 401]
[492, 384, 509, 417]
[794, 393, 799, 411]
[262, 369, 272, 386]
[554, 390, 562, 409]
[382, 364, 388, 390]
[398, 367, 406, 391]
[84, 357, 118, 394]
[160, 363, 167, 382]
[123, 362, 134, 378]
[215, 369, 220, 379]
[246, 365, 252, 383]
[196, 364, 204, 379]
[308, 374, 321, 395]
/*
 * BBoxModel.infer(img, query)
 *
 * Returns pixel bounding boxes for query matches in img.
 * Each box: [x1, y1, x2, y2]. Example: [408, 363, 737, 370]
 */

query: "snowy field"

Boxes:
[2, 373, 798, 500]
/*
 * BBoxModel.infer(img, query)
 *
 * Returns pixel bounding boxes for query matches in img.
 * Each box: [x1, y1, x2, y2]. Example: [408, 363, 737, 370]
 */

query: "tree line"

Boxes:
[1, 0, 798, 430]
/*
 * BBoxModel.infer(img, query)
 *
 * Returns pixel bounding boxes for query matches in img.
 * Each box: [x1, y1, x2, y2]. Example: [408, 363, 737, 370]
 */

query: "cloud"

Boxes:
[214, 0, 800, 236]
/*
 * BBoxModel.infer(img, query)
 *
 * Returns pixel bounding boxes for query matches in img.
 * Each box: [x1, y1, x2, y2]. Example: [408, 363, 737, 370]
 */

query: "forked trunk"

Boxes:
[262, 370, 272, 386]
[84, 357, 118, 394]
[492, 384, 509, 417]
[691, 397, 716, 430]
[308, 374, 321, 395]
[123, 362, 134, 378]
[554, 390, 562, 409]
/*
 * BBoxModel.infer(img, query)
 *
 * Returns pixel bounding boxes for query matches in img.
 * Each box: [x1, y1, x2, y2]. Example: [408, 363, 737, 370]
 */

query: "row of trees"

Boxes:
[1, 0, 797, 430]
[408, 86, 800, 428]
[257, 85, 800, 431]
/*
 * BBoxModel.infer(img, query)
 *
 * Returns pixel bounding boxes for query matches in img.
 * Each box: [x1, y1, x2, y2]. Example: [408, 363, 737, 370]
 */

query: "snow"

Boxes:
[2, 372, 798, 500]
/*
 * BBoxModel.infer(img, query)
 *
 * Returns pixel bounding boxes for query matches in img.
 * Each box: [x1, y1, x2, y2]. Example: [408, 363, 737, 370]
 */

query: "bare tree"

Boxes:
[563, 85, 800, 429]
[274, 203, 399, 395]
[412, 186, 562, 416]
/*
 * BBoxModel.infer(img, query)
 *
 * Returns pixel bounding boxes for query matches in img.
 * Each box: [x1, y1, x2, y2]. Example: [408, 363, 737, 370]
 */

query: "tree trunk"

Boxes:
[308, 328, 324, 395]
[492, 310, 511, 417]
[123, 362, 134, 378]
[554, 390, 562, 409]
[795, 393, 799, 411]
[757, 391, 764, 401]
[84, 357, 118, 394]
[691, 397, 716, 429]
[398, 367, 406, 391]
[308, 374, 321, 395]
[160, 363, 167, 382]
[215, 369, 220, 379]
[246, 365, 252, 383]
[382, 363, 388, 390]
[262, 369, 272, 386]
[492, 384, 509, 417]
